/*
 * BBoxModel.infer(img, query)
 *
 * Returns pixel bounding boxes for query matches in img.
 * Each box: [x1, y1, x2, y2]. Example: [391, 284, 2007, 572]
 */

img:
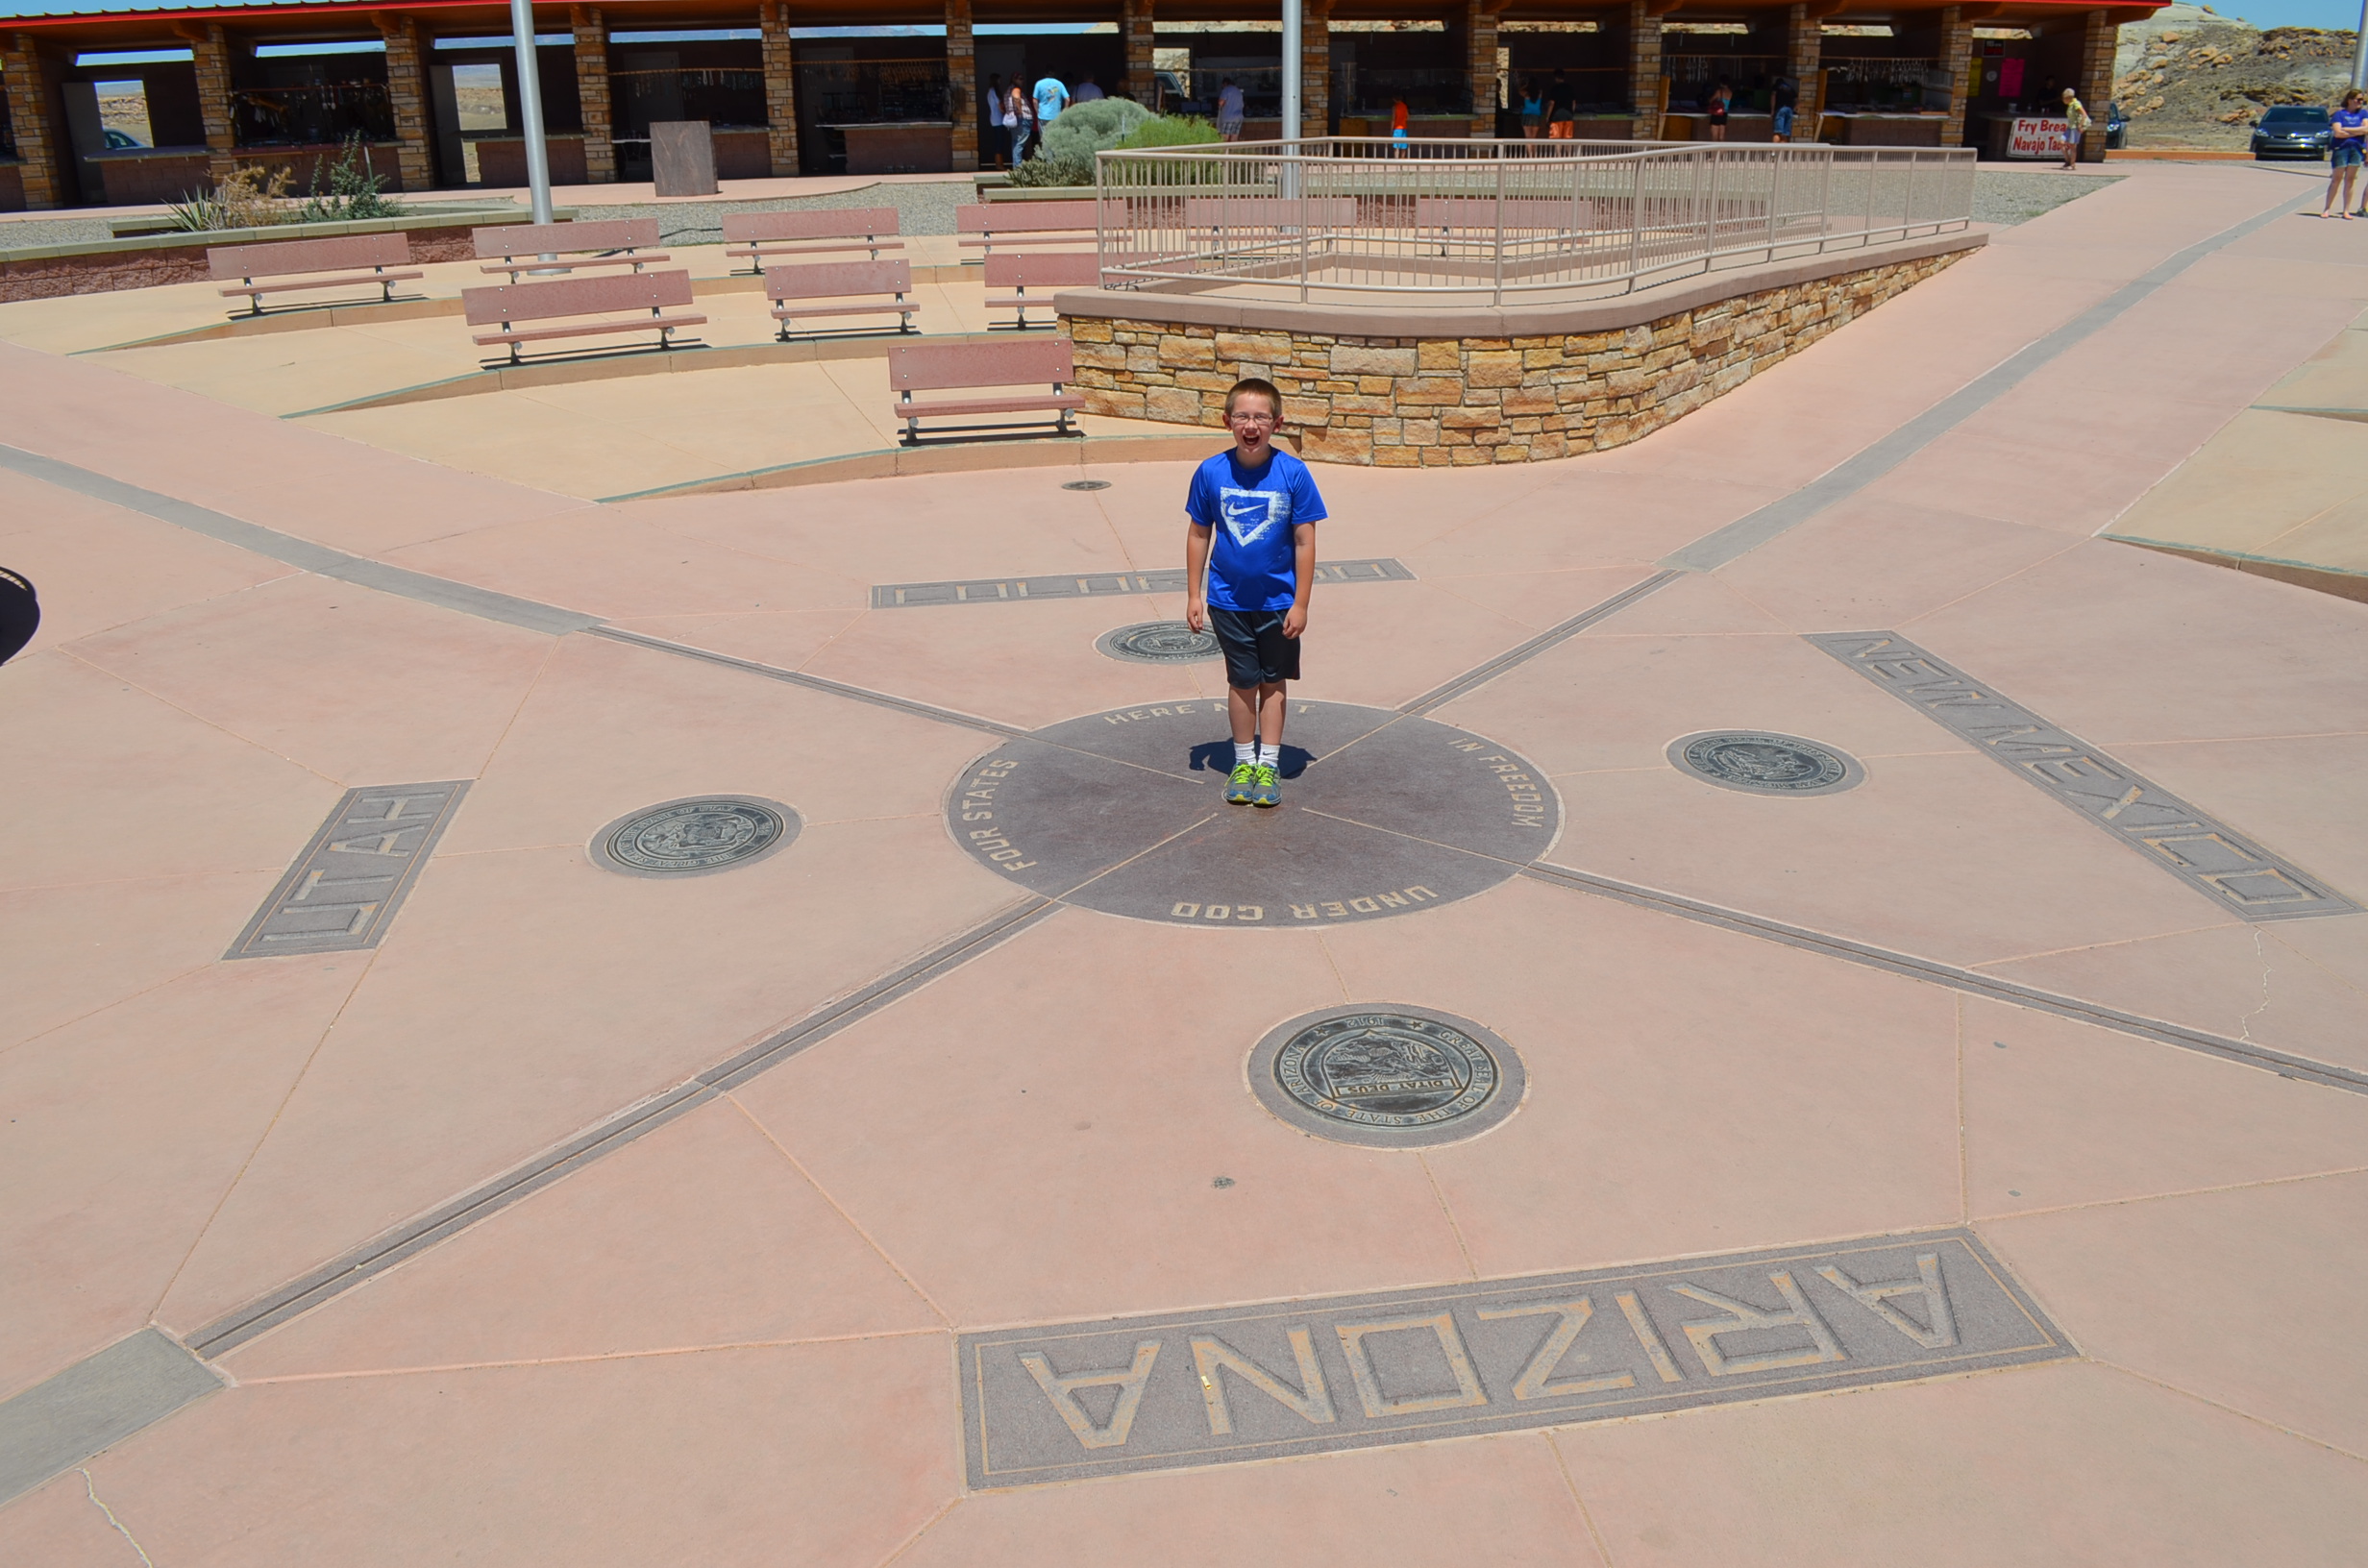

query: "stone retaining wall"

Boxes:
[1064, 249, 1965, 466]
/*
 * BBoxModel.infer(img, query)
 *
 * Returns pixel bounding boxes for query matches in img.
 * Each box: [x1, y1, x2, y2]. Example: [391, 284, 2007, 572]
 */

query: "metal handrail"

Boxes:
[1094, 137, 1976, 306]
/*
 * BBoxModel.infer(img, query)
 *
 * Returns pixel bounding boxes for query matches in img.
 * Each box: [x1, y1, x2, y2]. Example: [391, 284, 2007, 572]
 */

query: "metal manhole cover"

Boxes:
[1061, 479, 1111, 491]
[1666, 731, 1864, 796]
[591, 796, 800, 877]
[1096, 621, 1221, 664]
[1248, 1005, 1525, 1148]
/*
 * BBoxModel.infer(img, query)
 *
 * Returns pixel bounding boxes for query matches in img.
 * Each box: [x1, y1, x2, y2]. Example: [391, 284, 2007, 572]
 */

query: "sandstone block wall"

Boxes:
[1064, 250, 1961, 466]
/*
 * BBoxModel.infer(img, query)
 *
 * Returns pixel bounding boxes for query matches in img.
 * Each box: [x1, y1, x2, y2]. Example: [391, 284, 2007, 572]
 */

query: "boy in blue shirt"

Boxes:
[1184, 378, 1326, 808]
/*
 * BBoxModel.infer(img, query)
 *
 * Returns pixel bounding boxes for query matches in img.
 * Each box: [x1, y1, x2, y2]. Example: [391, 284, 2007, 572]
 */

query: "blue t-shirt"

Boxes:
[1034, 78, 1069, 122]
[1186, 448, 1327, 612]
[2337, 108, 2368, 139]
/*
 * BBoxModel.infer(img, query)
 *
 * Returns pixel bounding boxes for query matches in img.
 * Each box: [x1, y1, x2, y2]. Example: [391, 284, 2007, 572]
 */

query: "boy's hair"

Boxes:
[1224, 378, 1284, 421]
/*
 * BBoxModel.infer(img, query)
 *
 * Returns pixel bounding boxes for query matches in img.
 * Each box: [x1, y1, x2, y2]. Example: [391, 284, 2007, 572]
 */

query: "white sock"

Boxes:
[1257, 743, 1279, 770]
[1235, 741, 1257, 768]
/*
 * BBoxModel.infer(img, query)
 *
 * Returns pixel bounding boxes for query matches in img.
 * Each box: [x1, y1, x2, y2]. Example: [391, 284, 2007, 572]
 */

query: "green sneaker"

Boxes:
[1224, 761, 1258, 804]
[1251, 763, 1281, 808]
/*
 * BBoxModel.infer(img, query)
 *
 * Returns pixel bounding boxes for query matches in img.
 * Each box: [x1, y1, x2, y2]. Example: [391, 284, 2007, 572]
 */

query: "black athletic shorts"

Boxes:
[1208, 605, 1301, 688]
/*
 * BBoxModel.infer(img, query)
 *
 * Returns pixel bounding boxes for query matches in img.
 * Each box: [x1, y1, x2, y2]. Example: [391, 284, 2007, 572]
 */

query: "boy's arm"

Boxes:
[1283, 522, 1316, 639]
[1184, 520, 1213, 632]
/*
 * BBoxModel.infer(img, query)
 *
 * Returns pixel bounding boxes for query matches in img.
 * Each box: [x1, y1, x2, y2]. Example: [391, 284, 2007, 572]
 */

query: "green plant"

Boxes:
[164, 164, 294, 231]
[1010, 148, 1096, 186]
[1112, 114, 1221, 151]
[1041, 96, 1152, 163]
[1013, 111, 1221, 186]
[296, 135, 402, 222]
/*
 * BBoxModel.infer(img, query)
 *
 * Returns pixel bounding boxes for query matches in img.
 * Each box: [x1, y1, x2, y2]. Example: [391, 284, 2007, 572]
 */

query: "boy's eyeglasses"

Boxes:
[1228, 411, 1276, 425]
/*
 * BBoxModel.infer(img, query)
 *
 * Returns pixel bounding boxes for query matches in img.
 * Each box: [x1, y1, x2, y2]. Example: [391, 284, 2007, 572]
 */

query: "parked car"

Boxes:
[101, 128, 146, 149]
[2105, 100, 2127, 150]
[2252, 105, 2331, 160]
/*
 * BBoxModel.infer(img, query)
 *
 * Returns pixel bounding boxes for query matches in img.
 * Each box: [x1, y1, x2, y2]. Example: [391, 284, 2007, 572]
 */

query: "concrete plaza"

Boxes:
[3, 158, 2366, 1565]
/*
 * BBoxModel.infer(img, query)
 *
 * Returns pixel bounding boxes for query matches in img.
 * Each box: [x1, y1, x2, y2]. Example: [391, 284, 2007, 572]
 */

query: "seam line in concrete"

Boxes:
[0, 1331, 222, 1507]
[0, 444, 603, 637]
[1397, 568, 1686, 715]
[587, 625, 1032, 739]
[1517, 861, 2368, 1093]
[1658, 188, 2311, 573]
[182, 894, 1056, 1361]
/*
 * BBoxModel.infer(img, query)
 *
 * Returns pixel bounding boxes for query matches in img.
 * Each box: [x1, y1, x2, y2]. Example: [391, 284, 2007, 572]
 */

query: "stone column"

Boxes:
[2, 33, 64, 208]
[759, 0, 800, 177]
[377, 15, 435, 192]
[1123, 0, 1156, 105]
[1936, 6, 1973, 149]
[947, 0, 976, 172]
[1626, 0, 1665, 141]
[1301, 0, 1332, 135]
[2077, 7, 2115, 161]
[178, 22, 238, 182]
[1465, 0, 1503, 139]
[571, 6, 615, 183]
[1785, 5, 1822, 97]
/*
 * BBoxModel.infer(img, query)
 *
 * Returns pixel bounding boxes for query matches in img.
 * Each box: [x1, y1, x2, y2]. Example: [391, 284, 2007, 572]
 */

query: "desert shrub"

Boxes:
[295, 135, 402, 222]
[1014, 111, 1221, 185]
[1112, 114, 1221, 151]
[1010, 148, 1096, 186]
[165, 165, 294, 232]
[1041, 96, 1153, 162]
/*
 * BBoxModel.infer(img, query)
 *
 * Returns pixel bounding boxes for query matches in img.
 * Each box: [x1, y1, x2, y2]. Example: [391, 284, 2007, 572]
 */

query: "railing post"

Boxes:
[1903, 149, 1918, 238]
[1816, 145, 1834, 253]
[1299, 150, 1311, 303]
[1700, 147, 1717, 273]
[1493, 153, 1506, 306]
[1766, 146, 1779, 261]
[1626, 151, 1645, 293]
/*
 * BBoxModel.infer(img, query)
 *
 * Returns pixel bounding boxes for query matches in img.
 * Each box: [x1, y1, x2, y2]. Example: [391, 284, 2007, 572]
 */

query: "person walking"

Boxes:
[1217, 77, 1246, 141]
[983, 72, 1008, 168]
[2327, 88, 2367, 217]
[1771, 76, 1797, 143]
[2058, 86, 2089, 169]
[1010, 77, 1037, 162]
[1034, 71, 1070, 132]
[1390, 95, 1410, 153]
[1706, 80, 1732, 141]
[1183, 378, 1326, 810]
[1544, 67, 1575, 140]
[1520, 78, 1545, 140]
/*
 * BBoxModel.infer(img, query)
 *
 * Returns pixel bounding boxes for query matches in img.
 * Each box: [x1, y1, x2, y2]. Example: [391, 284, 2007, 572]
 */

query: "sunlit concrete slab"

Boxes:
[2, 159, 2364, 1565]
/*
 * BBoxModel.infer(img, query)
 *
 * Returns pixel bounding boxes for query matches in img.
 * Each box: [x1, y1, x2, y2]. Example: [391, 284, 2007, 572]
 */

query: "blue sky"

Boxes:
[2215, 0, 2363, 28]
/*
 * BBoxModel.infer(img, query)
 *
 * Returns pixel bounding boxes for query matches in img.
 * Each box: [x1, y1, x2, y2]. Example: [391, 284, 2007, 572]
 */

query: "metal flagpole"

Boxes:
[509, 0, 555, 229]
[1281, 0, 1303, 199]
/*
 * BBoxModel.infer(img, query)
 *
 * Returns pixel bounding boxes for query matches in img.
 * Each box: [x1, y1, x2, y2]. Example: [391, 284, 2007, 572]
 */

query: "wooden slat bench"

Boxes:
[956, 201, 1098, 257]
[474, 218, 671, 282]
[887, 338, 1085, 446]
[207, 233, 424, 318]
[725, 207, 904, 275]
[766, 258, 921, 339]
[461, 269, 706, 365]
[983, 250, 1099, 330]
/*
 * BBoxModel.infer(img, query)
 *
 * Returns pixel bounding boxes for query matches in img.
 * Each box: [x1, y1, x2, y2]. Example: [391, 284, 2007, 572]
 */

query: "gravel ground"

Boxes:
[1972, 170, 2121, 225]
[0, 215, 123, 249]
[597, 182, 975, 242]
